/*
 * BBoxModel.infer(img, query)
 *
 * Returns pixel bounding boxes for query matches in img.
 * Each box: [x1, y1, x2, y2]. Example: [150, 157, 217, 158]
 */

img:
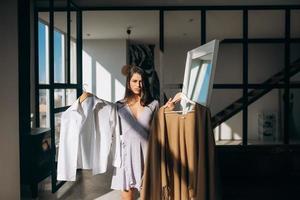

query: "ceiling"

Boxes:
[38, 0, 299, 43]
[39, 10, 202, 43]
[71, 0, 300, 7]
[82, 11, 159, 43]
[36, 0, 300, 9]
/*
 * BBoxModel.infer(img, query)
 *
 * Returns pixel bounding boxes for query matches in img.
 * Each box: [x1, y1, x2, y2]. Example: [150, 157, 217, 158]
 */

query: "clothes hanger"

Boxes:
[79, 84, 93, 103]
[164, 92, 195, 115]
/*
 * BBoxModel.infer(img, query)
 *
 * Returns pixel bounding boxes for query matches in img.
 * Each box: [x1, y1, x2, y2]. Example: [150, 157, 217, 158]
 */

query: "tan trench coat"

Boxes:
[141, 104, 220, 200]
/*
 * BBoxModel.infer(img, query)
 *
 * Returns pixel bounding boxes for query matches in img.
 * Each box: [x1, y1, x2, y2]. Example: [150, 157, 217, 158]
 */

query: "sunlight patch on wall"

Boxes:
[214, 122, 242, 141]
[82, 50, 92, 92]
[96, 61, 111, 102]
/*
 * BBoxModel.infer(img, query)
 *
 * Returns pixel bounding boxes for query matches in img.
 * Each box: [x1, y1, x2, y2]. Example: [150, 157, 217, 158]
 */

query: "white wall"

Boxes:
[248, 89, 282, 141]
[163, 41, 201, 84]
[0, 1, 20, 199]
[162, 11, 201, 101]
[83, 39, 127, 102]
[206, 10, 243, 41]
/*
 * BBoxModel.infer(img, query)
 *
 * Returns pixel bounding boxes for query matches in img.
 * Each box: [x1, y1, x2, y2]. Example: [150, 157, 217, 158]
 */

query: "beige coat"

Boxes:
[141, 104, 220, 200]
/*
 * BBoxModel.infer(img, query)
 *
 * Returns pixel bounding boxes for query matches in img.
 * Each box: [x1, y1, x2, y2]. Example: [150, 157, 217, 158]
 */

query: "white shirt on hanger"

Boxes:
[57, 96, 121, 181]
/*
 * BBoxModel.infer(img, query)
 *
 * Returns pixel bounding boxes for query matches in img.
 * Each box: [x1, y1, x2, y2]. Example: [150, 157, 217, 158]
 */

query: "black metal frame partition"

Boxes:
[34, 3, 300, 192]
[34, 0, 82, 192]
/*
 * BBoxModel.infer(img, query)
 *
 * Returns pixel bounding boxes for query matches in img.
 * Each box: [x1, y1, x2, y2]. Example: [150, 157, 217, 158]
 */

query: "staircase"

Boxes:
[212, 58, 300, 128]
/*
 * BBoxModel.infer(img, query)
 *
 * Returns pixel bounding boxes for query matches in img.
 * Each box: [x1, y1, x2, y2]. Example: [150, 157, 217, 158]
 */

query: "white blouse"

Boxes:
[57, 96, 120, 181]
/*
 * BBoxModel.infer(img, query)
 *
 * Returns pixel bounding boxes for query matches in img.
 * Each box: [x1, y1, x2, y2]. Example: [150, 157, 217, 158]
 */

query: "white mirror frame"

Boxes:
[181, 39, 220, 111]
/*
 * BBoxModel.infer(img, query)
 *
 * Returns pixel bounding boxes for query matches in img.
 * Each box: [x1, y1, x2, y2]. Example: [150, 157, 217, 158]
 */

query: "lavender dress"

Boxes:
[111, 100, 159, 191]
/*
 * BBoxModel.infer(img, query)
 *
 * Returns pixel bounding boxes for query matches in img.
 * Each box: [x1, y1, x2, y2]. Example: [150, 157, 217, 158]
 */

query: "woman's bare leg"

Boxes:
[121, 188, 134, 200]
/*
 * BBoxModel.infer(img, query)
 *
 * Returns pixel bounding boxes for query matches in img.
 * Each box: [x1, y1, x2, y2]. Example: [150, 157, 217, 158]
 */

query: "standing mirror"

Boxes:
[181, 40, 220, 111]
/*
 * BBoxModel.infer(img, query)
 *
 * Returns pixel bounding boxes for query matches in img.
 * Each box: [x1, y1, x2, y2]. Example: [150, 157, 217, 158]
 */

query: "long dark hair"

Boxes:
[124, 65, 153, 106]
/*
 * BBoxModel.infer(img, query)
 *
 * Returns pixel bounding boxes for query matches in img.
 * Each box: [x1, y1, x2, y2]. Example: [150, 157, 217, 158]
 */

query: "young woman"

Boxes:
[110, 66, 159, 200]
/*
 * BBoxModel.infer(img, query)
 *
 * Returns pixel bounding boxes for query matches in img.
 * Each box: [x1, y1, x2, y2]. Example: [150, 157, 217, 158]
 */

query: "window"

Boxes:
[38, 21, 49, 84]
[54, 30, 65, 83]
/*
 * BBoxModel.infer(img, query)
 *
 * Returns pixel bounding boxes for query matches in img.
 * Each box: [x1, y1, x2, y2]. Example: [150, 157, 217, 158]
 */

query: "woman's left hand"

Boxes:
[163, 98, 175, 109]
[163, 92, 182, 109]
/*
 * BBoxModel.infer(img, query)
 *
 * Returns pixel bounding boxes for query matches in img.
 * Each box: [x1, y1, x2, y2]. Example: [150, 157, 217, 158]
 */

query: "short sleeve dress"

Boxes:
[111, 100, 159, 191]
